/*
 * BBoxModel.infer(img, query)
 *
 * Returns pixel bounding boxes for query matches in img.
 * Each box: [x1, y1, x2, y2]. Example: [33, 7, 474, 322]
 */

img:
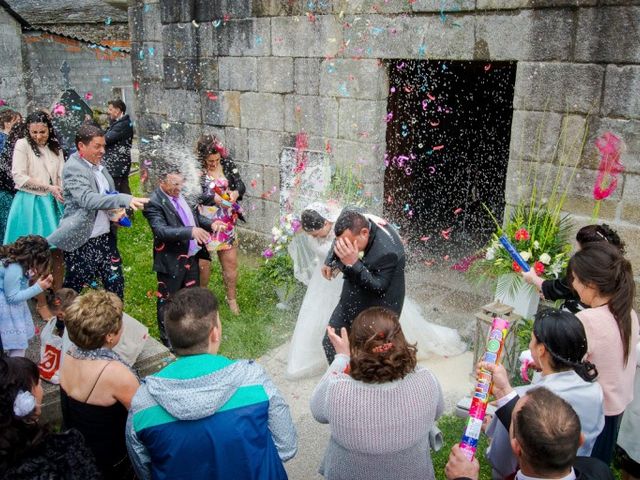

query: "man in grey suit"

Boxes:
[48, 125, 148, 299]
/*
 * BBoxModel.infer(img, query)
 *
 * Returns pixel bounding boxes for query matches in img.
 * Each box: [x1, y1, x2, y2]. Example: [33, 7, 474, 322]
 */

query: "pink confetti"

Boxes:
[429, 120, 440, 127]
[385, 112, 394, 123]
[420, 236, 431, 242]
[0, 100, 5, 107]
[454, 207, 463, 215]
[206, 91, 218, 101]
[427, 93, 436, 101]
[185, 280, 196, 287]
[52, 104, 66, 116]
[441, 228, 452, 240]
[432, 145, 444, 151]
[429, 166, 436, 174]
[84, 92, 93, 100]
[484, 64, 491, 71]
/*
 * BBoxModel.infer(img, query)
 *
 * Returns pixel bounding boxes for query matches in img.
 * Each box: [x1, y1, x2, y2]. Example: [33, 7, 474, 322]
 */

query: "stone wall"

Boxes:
[0, 8, 28, 112]
[22, 31, 135, 117]
[129, 0, 640, 273]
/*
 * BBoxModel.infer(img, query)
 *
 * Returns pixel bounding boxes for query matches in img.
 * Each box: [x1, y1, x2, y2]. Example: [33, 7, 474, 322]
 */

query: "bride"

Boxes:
[285, 201, 466, 379]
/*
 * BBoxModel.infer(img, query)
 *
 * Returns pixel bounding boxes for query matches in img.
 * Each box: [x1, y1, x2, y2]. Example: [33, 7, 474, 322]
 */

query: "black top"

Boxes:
[541, 276, 585, 314]
[60, 388, 132, 480]
[102, 114, 133, 179]
[1, 429, 102, 480]
[0, 132, 16, 193]
[199, 156, 247, 204]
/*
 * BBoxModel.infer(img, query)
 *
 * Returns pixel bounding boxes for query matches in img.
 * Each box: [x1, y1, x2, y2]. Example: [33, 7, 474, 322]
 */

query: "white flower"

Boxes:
[533, 240, 540, 250]
[272, 227, 282, 237]
[485, 247, 496, 260]
[539, 253, 551, 265]
[520, 251, 531, 261]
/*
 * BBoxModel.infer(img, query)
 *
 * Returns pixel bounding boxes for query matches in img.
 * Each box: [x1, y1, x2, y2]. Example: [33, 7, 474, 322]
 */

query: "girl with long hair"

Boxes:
[568, 242, 638, 465]
[0, 235, 53, 356]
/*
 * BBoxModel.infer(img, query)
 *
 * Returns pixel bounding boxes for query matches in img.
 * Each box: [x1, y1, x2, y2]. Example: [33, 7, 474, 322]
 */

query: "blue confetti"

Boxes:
[141, 138, 151, 144]
[418, 44, 426, 57]
[71, 105, 81, 111]
[255, 36, 263, 45]
[338, 83, 349, 97]
[105, 17, 112, 26]
[370, 27, 384, 36]
[143, 4, 151, 12]
[148, 47, 155, 56]
[327, 64, 336, 73]
[101, 77, 111, 83]
[108, 274, 119, 282]
[138, 50, 145, 60]
[213, 20, 222, 28]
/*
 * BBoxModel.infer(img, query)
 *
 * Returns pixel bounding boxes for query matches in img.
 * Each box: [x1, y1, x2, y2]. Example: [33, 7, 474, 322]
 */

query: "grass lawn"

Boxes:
[117, 174, 298, 359]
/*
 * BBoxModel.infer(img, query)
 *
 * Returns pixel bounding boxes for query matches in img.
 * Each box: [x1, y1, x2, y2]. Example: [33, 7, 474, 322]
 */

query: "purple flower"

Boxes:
[291, 219, 302, 232]
[262, 248, 274, 259]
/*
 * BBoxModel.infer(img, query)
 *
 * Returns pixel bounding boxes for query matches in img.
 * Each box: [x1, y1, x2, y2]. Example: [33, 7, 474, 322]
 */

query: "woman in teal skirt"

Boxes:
[4, 111, 64, 318]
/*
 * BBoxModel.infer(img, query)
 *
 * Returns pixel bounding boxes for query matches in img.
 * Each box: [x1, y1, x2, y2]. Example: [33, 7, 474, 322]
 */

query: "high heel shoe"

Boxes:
[227, 297, 240, 315]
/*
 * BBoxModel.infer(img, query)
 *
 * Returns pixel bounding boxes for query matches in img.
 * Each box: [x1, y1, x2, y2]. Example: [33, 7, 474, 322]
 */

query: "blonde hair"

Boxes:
[65, 290, 123, 350]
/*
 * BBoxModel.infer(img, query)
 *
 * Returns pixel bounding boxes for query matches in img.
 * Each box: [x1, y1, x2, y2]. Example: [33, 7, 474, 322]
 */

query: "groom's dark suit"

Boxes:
[322, 217, 406, 362]
[143, 187, 212, 345]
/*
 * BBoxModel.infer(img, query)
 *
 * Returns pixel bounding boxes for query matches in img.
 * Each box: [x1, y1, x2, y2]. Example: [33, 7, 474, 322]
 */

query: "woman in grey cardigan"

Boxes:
[310, 307, 444, 480]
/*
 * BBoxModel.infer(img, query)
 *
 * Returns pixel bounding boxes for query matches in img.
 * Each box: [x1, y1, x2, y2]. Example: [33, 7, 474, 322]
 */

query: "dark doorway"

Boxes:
[384, 60, 516, 263]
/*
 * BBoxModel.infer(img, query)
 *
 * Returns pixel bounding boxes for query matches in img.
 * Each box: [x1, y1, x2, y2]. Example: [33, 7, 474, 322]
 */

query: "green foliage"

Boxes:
[258, 253, 296, 288]
[326, 164, 371, 207]
[118, 174, 296, 359]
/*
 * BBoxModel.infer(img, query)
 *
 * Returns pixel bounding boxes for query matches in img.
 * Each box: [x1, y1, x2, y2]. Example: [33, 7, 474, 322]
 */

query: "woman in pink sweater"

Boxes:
[569, 242, 638, 466]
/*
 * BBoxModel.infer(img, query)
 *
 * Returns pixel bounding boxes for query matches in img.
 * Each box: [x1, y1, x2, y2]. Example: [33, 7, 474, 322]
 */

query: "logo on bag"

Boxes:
[38, 344, 61, 380]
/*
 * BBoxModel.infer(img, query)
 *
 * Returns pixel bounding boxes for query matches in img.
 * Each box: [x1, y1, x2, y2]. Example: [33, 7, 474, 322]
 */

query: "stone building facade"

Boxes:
[128, 1, 639, 271]
[0, 2, 134, 118]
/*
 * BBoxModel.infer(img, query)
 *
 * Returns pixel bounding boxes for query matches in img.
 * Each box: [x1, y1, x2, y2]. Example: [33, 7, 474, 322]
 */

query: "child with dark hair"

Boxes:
[0, 235, 53, 357]
[46, 288, 78, 336]
[522, 223, 625, 313]
[0, 356, 101, 479]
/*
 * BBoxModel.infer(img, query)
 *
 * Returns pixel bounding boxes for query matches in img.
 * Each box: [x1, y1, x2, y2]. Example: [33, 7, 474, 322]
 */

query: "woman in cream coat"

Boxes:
[4, 111, 64, 314]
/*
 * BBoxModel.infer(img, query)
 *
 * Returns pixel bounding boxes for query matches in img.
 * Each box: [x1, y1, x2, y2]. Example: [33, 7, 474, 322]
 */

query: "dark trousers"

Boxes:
[156, 255, 199, 346]
[63, 232, 124, 299]
[112, 176, 131, 195]
[591, 413, 623, 465]
[322, 307, 352, 364]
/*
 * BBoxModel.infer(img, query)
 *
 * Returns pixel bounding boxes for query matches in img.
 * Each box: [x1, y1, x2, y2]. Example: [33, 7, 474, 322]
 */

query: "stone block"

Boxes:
[130, 2, 162, 42]
[338, 99, 387, 143]
[136, 113, 164, 135]
[248, 129, 296, 166]
[557, 115, 590, 167]
[283, 95, 339, 137]
[162, 23, 197, 57]
[224, 127, 249, 163]
[339, 0, 411, 13]
[252, 0, 303, 16]
[136, 81, 168, 116]
[164, 89, 202, 124]
[194, 0, 252, 22]
[131, 41, 164, 81]
[257, 57, 294, 93]
[332, 139, 386, 181]
[197, 22, 216, 58]
[272, 15, 343, 58]
[240, 93, 284, 130]
[586, 117, 640, 174]
[320, 59, 388, 100]
[513, 62, 604, 114]
[294, 58, 320, 95]
[162, 121, 203, 147]
[163, 57, 199, 90]
[160, 0, 195, 23]
[509, 110, 563, 164]
[341, 14, 474, 60]
[611, 223, 640, 273]
[199, 58, 218, 90]
[219, 57, 258, 91]
[477, 0, 596, 8]
[575, 7, 640, 63]
[214, 18, 271, 57]
[236, 162, 263, 195]
[602, 66, 640, 119]
[263, 166, 281, 201]
[202, 90, 241, 127]
[621, 174, 640, 224]
[243, 198, 280, 234]
[474, 10, 573, 61]
[412, 0, 475, 12]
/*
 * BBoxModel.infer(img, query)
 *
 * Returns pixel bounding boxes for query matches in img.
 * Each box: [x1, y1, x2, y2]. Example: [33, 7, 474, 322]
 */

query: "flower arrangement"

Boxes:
[262, 213, 302, 260]
[474, 204, 573, 287]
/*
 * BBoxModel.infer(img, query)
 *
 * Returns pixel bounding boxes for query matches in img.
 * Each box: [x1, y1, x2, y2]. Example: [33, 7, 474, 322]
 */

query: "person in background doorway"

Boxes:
[102, 99, 133, 196]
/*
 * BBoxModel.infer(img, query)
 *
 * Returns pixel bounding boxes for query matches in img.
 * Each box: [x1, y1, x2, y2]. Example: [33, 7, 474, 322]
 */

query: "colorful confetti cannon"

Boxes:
[459, 316, 509, 461]
[498, 234, 530, 272]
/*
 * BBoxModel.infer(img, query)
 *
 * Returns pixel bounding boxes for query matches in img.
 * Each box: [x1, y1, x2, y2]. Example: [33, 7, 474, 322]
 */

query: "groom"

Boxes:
[321, 210, 406, 362]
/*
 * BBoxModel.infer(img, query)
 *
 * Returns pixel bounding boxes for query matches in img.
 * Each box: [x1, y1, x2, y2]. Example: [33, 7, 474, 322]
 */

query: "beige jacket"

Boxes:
[12, 138, 64, 196]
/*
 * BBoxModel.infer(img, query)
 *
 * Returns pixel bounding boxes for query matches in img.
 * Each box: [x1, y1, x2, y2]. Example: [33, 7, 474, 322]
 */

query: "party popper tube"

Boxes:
[498, 234, 530, 272]
[459, 316, 510, 461]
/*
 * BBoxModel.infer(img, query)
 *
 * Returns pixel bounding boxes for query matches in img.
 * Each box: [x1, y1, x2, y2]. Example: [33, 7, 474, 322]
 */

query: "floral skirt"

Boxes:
[4, 191, 64, 245]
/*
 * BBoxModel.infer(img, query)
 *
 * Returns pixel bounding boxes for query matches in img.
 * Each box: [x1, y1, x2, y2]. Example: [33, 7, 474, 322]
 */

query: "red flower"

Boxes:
[514, 228, 530, 242]
[512, 261, 522, 273]
[534, 261, 545, 275]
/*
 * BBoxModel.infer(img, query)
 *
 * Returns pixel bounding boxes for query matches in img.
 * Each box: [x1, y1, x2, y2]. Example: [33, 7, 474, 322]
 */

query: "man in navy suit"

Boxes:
[143, 170, 216, 346]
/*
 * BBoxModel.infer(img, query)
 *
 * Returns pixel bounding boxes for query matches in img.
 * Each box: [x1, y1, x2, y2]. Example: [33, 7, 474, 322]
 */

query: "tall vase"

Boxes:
[494, 274, 540, 319]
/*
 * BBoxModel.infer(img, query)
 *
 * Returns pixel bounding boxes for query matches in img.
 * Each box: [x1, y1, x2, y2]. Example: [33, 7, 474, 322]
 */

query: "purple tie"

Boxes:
[171, 197, 198, 255]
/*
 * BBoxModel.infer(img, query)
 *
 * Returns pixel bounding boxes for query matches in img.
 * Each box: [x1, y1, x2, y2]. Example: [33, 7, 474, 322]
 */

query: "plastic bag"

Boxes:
[38, 317, 63, 384]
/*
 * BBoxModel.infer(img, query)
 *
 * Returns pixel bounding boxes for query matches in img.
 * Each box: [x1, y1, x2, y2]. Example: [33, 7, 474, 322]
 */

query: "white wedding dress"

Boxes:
[286, 226, 467, 379]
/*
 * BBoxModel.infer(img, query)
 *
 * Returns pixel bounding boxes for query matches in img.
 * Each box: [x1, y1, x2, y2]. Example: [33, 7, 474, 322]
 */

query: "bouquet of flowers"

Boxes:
[472, 204, 573, 292]
[262, 213, 302, 260]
